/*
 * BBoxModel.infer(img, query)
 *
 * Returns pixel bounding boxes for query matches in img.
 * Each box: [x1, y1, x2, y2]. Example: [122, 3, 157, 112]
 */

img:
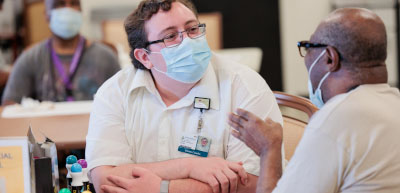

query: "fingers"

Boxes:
[107, 175, 131, 189]
[228, 113, 245, 130]
[215, 171, 229, 193]
[222, 168, 238, 193]
[235, 108, 255, 121]
[230, 129, 241, 140]
[227, 162, 248, 185]
[101, 184, 128, 193]
[207, 176, 221, 193]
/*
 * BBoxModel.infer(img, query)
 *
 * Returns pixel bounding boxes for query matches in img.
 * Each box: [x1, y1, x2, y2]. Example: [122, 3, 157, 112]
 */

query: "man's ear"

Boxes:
[134, 48, 153, 69]
[326, 46, 340, 72]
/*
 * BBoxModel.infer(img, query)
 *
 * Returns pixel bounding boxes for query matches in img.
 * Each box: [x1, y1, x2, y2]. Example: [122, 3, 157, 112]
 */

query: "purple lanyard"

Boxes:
[48, 37, 85, 101]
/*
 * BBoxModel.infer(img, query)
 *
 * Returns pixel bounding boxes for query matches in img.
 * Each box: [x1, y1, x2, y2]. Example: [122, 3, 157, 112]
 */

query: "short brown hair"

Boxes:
[124, 0, 198, 70]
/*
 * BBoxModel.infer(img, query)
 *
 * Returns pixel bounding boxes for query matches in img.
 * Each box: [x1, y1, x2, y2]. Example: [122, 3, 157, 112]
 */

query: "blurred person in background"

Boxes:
[1, 0, 120, 105]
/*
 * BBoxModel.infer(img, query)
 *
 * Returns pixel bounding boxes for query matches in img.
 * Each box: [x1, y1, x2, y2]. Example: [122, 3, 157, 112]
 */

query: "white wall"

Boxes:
[279, 0, 399, 95]
[80, 0, 140, 40]
[279, 0, 331, 95]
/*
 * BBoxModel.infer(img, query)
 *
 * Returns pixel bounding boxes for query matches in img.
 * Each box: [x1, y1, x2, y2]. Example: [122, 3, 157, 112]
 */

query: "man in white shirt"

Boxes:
[85, 0, 282, 193]
[228, 8, 400, 193]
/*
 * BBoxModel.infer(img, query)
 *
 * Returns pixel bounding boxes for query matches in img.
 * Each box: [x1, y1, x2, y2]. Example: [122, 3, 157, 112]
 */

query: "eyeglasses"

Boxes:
[297, 41, 327, 57]
[145, 23, 206, 48]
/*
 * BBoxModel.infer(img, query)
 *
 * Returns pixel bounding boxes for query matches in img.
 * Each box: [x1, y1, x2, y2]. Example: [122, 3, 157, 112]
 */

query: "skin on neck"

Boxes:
[322, 65, 387, 102]
[52, 34, 81, 55]
[151, 68, 197, 106]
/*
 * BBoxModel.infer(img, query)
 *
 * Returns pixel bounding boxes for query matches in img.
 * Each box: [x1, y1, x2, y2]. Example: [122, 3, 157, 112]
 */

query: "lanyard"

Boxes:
[194, 97, 211, 133]
[48, 37, 85, 101]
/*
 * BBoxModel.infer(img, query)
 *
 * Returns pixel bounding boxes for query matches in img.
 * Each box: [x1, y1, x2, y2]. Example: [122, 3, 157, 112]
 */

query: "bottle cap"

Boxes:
[66, 155, 77, 165]
[71, 163, 82, 173]
[59, 188, 72, 193]
[77, 159, 87, 168]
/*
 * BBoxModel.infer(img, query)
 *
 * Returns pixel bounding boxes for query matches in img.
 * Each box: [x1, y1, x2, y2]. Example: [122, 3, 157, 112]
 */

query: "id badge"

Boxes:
[178, 135, 212, 157]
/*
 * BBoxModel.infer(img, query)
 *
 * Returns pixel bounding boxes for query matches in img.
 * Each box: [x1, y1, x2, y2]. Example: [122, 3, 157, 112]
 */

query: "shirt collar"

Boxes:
[128, 68, 159, 96]
[176, 61, 220, 110]
[127, 59, 220, 111]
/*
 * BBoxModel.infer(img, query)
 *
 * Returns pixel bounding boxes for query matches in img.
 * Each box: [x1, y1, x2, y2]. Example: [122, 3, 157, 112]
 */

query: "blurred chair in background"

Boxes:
[214, 47, 263, 72]
[197, 12, 222, 50]
[23, 0, 51, 46]
[273, 91, 318, 161]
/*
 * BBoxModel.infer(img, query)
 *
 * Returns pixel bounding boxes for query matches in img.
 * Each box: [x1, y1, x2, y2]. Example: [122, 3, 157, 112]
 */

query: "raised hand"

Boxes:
[228, 108, 283, 157]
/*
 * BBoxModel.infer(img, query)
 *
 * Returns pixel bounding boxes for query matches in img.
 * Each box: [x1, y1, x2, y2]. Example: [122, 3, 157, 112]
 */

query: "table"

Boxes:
[0, 107, 89, 150]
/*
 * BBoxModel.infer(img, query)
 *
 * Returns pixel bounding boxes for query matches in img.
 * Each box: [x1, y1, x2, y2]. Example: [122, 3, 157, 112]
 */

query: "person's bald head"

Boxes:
[311, 8, 387, 68]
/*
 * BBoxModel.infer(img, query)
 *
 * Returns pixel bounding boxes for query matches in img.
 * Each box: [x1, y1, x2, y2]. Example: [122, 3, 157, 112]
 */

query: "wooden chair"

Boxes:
[23, 0, 51, 46]
[102, 19, 130, 54]
[273, 91, 318, 161]
[198, 12, 223, 50]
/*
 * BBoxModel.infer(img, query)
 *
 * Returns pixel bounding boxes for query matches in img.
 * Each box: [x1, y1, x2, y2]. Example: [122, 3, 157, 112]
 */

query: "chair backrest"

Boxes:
[273, 91, 318, 161]
[102, 19, 130, 54]
[23, 0, 51, 46]
[198, 12, 223, 50]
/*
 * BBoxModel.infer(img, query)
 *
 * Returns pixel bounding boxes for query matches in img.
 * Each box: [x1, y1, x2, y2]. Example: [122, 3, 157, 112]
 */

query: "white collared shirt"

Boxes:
[273, 84, 400, 193]
[86, 54, 283, 176]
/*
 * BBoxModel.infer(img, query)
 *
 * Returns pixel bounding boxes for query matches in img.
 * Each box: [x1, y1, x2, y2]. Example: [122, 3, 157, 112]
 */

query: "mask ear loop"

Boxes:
[143, 48, 161, 54]
[143, 48, 166, 73]
[308, 49, 327, 75]
[316, 71, 330, 91]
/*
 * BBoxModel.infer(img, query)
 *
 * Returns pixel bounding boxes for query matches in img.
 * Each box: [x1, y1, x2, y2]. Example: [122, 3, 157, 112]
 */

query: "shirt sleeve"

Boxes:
[272, 128, 348, 193]
[85, 79, 133, 171]
[1, 52, 34, 104]
[227, 75, 283, 176]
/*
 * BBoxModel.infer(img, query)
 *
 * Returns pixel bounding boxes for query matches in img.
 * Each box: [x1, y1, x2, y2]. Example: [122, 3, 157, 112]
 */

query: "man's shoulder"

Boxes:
[96, 66, 138, 95]
[85, 41, 117, 58]
[19, 40, 49, 60]
[309, 84, 400, 134]
[13, 40, 48, 70]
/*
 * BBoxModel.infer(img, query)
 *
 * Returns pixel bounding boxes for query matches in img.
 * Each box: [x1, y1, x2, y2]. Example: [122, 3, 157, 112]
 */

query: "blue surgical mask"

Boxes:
[308, 49, 330, 109]
[151, 36, 212, 83]
[50, 8, 82, 40]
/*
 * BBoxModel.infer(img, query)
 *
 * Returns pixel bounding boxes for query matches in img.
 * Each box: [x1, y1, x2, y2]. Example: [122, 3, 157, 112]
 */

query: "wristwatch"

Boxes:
[160, 180, 170, 193]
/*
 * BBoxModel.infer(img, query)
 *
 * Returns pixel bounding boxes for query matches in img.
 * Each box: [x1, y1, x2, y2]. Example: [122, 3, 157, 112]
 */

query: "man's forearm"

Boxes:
[256, 147, 282, 193]
[91, 159, 191, 193]
[92, 158, 258, 193]
[112, 158, 192, 180]
[170, 173, 258, 193]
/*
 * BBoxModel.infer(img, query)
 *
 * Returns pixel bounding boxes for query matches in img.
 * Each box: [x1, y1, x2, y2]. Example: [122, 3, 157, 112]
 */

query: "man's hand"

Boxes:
[101, 167, 161, 193]
[228, 108, 283, 156]
[186, 157, 248, 193]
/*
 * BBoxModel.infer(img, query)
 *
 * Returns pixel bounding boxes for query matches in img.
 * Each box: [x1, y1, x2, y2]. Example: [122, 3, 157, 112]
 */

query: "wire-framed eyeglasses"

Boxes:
[145, 23, 207, 48]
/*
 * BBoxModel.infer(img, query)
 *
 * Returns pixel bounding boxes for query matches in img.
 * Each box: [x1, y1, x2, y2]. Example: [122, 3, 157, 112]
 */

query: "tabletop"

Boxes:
[0, 107, 90, 150]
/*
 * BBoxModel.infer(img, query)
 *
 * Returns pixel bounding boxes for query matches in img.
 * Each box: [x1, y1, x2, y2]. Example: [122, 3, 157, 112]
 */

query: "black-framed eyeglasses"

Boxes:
[145, 23, 206, 48]
[297, 41, 328, 57]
